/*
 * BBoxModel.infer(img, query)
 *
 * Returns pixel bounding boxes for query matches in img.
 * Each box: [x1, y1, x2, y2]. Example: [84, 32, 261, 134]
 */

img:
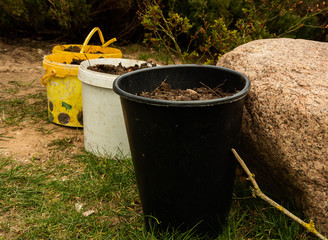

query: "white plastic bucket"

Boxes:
[78, 58, 153, 157]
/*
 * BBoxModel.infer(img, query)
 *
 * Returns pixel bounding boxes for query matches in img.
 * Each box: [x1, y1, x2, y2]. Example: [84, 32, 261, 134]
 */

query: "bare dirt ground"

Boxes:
[0, 38, 84, 162]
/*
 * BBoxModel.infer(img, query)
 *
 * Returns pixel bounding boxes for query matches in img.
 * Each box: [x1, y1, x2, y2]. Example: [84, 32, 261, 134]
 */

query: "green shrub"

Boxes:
[0, 0, 90, 36]
[0, 0, 48, 33]
[0, 0, 141, 41]
[138, 0, 328, 64]
[47, 0, 90, 31]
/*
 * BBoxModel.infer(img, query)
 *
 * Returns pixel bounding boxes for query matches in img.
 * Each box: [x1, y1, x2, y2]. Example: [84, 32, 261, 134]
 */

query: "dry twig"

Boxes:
[199, 81, 222, 97]
[231, 148, 327, 240]
[152, 76, 169, 92]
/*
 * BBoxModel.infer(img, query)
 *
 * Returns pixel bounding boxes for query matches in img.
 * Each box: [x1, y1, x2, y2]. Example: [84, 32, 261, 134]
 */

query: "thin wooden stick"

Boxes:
[213, 79, 227, 90]
[153, 76, 169, 92]
[113, 156, 134, 173]
[231, 148, 327, 240]
[199, 81, 222, 97]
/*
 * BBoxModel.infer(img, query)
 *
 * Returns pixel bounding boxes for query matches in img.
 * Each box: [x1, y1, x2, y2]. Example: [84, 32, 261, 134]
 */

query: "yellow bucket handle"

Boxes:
[80, 27, 117, 53]
[41, 70, 56, 85]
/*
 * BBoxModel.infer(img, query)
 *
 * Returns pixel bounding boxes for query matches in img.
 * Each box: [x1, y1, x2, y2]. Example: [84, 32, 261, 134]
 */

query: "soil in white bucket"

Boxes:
[78, 58, 155, 157]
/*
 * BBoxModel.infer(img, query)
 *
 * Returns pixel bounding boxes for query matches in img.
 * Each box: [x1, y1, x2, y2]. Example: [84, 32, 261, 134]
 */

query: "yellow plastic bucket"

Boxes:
[52, 27, 122, 59]
[41, 27, 122, 127]
[42, 54, 83, 127]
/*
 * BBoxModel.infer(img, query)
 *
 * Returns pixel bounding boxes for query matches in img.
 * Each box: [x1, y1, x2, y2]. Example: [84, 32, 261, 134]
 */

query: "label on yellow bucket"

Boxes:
[46, 75, 83, 127]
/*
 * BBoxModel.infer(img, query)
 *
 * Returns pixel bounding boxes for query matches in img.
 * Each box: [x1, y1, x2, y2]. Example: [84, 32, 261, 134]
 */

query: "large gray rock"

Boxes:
[217, 38, 328, 234]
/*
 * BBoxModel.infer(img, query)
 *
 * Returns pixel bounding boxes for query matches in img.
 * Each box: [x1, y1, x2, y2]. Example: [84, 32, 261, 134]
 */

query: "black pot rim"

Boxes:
[113, 64, 250, 107]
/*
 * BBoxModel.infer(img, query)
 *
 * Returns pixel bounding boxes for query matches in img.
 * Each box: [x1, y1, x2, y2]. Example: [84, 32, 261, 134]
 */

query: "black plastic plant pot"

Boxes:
[113, 65, 250, 237]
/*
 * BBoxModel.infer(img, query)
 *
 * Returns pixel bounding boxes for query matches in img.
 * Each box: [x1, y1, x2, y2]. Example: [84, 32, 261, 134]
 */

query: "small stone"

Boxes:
[186, 89, 197, 94]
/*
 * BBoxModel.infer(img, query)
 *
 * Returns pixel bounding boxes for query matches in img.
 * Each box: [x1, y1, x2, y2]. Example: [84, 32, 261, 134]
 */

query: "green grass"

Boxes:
[0, 78, 47, 126]
[138, 53, 152, 61]
[0, 152, 141, 239]
[2, 80, 37, 94]
[0, 150, 314, 240]
[0, 91, 48, 126]
[48, 137, 76, 151]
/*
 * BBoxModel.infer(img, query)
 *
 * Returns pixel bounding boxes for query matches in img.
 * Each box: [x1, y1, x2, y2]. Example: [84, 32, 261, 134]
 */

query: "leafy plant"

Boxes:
[138, 0, 328, 64]
[0, 0, 48, 33]
[138, 0, 194, 63]
[48, 0, 90, 31]
[0, 0, 140, 40]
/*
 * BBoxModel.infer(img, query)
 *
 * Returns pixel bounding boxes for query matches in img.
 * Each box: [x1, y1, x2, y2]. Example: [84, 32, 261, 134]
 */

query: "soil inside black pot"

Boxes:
[139, 80, 238, 101]
[87, 62, 156, 75]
